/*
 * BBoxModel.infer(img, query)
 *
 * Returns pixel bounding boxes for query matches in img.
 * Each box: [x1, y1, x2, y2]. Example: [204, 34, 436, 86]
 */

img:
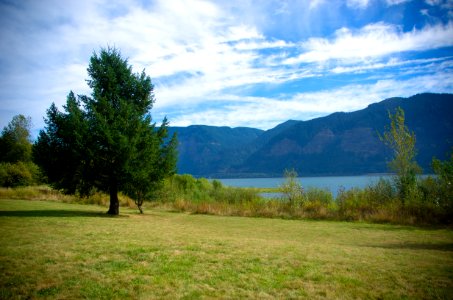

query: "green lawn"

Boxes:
[0, 199, 452, 299]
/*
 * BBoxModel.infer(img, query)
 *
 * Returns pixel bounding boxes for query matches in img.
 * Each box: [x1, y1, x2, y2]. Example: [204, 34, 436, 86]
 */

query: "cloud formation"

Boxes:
[0, 0, 452, 133]
[285, 22, 453, 64]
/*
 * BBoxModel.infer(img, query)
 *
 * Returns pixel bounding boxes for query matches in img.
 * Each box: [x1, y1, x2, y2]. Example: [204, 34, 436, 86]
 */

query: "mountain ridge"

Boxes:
[169, 93, 453, 177]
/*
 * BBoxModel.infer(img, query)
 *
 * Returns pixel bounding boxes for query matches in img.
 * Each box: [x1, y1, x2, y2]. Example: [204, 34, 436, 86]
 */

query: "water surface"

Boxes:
[218, 175, 394, 198]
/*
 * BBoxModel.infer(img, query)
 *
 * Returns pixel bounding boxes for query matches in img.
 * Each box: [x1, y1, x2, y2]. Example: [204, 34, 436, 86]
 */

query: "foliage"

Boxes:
[432, 150, 453, 207]
[0, 114, 32, 163]
[33, 48, 177, 214]
[0, 115, 41, 187]
[0, 162, 39, 187]
[3, 169, 452, 224]
[33, 93, 90, 194]
[380, 107, 421, 204]
[154, 174, 261, 206]
[279, 169, 304, 206]
[143, 172, 451, 224]
[414, 151, 453, 223]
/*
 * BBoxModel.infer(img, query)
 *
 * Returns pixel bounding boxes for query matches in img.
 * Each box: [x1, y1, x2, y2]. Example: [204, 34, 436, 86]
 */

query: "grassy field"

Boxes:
[1, 199, 452, 299]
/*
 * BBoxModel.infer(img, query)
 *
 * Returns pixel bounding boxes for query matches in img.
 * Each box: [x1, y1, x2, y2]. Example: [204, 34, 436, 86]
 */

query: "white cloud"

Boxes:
[168, 71, 453, 129]
[425, 0, 440, 4]
[425, 0, 453, 9]
[0, 0, 452, 134]
[285, 22, 453, 64]
[386, 0, 412, 5]
[1, 0, 282, 129]
[309, 0, 326, 9]
[346, 0, 371, 9]
[330, 56, 451, 74]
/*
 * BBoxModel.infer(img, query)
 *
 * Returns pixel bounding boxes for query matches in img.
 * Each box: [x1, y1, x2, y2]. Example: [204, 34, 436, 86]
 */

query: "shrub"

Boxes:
[432, 152, 453, 218]
[364, 178, 396, 206]
[279, 169, 304, 207]
[417, 175, 452, 224]
[0, 162, 40, 187]
[336, 187, 386, 221]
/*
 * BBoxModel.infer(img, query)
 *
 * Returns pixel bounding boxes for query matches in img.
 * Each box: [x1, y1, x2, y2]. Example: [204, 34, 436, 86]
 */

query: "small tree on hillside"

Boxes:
[380, 107, 421, 205]
[34, 48, 177, 214]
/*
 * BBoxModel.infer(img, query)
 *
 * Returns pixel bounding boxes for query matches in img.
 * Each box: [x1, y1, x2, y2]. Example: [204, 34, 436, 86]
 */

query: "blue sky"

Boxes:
[0, 0, 452, 136]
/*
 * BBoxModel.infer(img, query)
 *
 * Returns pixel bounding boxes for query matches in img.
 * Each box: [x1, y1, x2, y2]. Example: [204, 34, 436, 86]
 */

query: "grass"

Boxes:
[1, 199, 453, 299]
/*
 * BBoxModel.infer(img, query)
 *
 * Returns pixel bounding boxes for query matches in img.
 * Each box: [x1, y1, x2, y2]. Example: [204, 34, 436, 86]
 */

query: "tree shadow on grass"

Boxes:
[0, 210, 128, 218]
[364, 242, 453, 252]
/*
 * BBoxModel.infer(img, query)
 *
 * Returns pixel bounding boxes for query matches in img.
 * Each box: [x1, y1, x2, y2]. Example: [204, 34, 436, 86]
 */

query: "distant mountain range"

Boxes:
[169, 93, 453, 177]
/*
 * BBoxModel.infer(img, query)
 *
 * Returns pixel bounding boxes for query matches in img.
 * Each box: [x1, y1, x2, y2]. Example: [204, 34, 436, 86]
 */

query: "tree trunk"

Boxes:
[135, 192, 144, 214]
[107, 181, 119, 215]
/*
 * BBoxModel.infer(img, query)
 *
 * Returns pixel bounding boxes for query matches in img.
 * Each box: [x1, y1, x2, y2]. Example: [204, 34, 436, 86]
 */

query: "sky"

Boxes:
[0, 0, 452, 137]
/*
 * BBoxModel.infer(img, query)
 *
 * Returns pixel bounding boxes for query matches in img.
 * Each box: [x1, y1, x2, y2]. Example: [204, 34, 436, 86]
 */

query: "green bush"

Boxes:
[304, 187, 334, 205]
[279, 169, 304, 207]
[364, 178, 396, 206]
[431, 152, 453, 219]
[211, 186, 260, 204]
[153, 174, 261, 206]
[417, 176, 452, 224]
[0, 162, 40, 187]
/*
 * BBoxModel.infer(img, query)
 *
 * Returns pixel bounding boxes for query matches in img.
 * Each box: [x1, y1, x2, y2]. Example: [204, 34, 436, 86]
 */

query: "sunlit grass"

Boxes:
[1, 199, 452, 299]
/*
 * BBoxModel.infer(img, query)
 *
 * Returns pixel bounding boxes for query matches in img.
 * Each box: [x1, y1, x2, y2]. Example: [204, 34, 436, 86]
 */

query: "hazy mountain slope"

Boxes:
[236, 93, 453, 176]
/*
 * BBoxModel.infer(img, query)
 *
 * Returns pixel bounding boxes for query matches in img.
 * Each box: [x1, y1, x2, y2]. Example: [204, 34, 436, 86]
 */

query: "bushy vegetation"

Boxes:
[149, 174, 265, 217]
[146, 162, 451, 224]
[0, 115, 41, 187]
[0, 162, 40, 187]
[1, 166, 451, 224]
[143, 107, 451, 224]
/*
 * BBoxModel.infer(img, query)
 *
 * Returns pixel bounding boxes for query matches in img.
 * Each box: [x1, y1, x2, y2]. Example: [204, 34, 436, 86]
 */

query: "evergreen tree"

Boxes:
[34, 48, 177, 214]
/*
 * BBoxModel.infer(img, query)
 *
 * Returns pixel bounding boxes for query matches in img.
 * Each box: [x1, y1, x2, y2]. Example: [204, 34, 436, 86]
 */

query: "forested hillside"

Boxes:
[170, 93, 453, 177]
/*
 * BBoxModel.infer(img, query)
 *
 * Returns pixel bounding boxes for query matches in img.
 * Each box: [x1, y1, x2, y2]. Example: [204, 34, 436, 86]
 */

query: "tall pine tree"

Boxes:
[34, 48, 177, 214]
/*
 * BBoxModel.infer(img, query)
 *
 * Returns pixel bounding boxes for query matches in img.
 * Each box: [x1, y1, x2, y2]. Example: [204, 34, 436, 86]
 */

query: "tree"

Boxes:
[432, 150, 453, 209]
[380, 107, 421, 204]
[0, 114, 32, 163]
[280, 169, 304, 206]
[33, 92, 91, 194]
[122, 117, 177, 213]
[34, 48, 177, 214]
[0, 115, 40, 187]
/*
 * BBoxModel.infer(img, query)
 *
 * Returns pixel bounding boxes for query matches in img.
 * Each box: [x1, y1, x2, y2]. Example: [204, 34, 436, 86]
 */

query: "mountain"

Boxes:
[167, 125, 263, 176]
[169, 93, 453, 177]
